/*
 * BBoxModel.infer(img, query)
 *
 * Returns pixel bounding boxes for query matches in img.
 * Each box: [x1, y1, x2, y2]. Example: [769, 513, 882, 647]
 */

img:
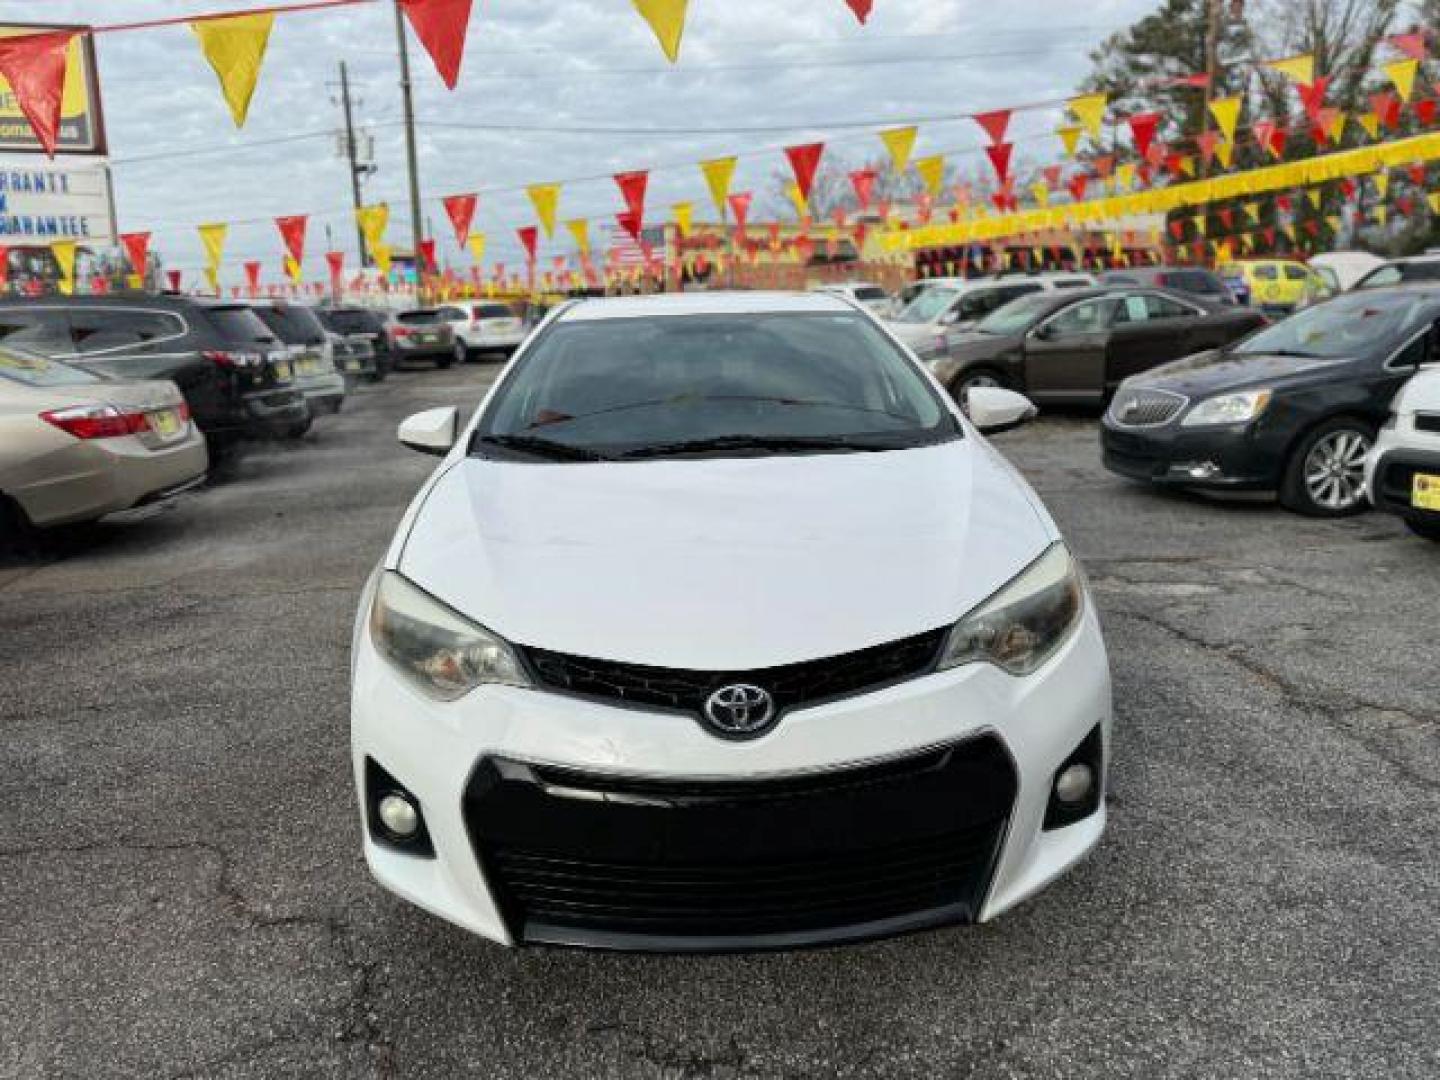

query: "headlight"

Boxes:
[936, 543, 1084, 676]
[1181, 389, 1272, 427]
[369, 572, 530, 700]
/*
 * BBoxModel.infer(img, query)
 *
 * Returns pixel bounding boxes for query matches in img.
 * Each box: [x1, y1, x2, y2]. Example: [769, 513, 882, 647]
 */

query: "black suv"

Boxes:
[317, 306, 392, 379]
[0, 295, 308, 443]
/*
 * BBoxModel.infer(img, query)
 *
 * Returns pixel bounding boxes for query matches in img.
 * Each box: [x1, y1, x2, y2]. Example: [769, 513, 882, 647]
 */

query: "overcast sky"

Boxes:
[1, 0, 1157, 279]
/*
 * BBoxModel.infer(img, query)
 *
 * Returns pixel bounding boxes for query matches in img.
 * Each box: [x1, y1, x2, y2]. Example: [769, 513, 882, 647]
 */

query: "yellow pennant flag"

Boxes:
[1057, 125, 1083, 158]
[191, 13, 275, 128]
[1177, 155, 1196, 178]
[467, 232, 486, 263]
[527, 184, 561, 238]
[1214, 138, 1235, 169]
[1385, 58, 1419, 103]
[566, 218, 590, 255]
[1208, 96, 1242, 143]
[1066, 93, 1108, 139]
[1116, 162, 1136, 190]
[786, 181, 808, 218]
[356, 204, 389, 250]
[1325, 214, 1342, 232]
[373, 243, 392, 276]
[1030, 182, 1050, 208]
[1357, 112, 1380, 140]
[1243, 201, 1261, 222]
[285, 255, 302, 284]
[631, 0, 688, 64]
[671, 201, 693, 237]
[1266, 53, 1315, 85]
[699, 156, 736, 216]
[1192, 213, 1207, 237]
[913, 155, 945, 197]
[52, 240, 77, 294]
[1306, 187, 1323, 211]
[1374, 205, 1389, 227]
[125, 273, 143, 290]
[204, 266, 220, 293]
[1327, 111, 1347, 143]
[198, 222, 228, 270]
[879, 126, 918, 174]
[1374, 171, 1390, 197]
[1428, 193, 1440, 216]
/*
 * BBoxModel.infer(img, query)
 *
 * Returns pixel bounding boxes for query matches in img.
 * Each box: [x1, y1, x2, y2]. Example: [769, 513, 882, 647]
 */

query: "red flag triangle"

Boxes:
[516, 225, 538, 262]
[275, 215, 308, 264]
[120, 233, 152, 275]
[844, 0, 874, 23]
[1127, 112, 1161, 159]
[399, 0, 473, 90]
[0, 31, 75, 158]
[616, 210, 643, 242]
[784, 142, 826, 202]
[614, 170, 649, 222]
[442, 193, 477, 246]
[1296, 78, 1329, 121]
[727, 192, 752, 231]
[848, 168, 876, 210]
[972, 109, 1012, 145]
[984, 143, 1013, 183]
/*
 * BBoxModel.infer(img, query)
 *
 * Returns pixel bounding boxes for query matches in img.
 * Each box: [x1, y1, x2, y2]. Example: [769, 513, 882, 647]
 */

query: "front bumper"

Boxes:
[295, 371, 346, 413]
[241, 387, 309, 435]
[351, 601, 1111, 951]
[1366, 433, 1440, 524]
[1101, 418, 1282, 490]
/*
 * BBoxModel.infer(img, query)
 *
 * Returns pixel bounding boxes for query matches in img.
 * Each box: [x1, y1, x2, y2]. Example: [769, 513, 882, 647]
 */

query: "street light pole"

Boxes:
[393, 1, 425, 295]
[338, 60, 369, 267]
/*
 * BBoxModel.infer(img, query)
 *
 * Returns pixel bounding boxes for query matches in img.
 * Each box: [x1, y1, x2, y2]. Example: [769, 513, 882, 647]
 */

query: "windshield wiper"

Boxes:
[1260, 348, 1323, 359]
[618, 434, 883, 460]
[475, 434, 611, 462]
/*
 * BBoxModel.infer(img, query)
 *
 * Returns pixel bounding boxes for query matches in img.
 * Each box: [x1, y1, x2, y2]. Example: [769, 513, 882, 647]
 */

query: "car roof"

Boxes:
[1377, 253, 1440, 265]
[555, 291, 856, 322]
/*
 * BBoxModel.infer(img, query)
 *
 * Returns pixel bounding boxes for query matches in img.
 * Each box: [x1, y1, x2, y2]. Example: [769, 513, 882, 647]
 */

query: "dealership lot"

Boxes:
[2, 363, 1436, 1079]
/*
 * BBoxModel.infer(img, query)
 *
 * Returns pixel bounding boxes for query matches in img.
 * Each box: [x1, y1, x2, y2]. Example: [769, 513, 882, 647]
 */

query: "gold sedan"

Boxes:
[0, 348, 209, 539]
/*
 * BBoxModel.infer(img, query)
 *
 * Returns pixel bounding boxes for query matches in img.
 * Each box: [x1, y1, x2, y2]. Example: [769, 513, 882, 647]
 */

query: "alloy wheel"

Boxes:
[1302, 428, 1371, 512]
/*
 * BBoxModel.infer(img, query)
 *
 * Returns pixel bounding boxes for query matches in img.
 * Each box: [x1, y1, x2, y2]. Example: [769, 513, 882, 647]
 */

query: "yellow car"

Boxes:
[1219, 259, 1332, 315]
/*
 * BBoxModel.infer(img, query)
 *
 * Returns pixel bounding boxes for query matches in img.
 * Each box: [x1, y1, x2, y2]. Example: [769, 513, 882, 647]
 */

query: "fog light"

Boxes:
[1182, 461, 1222, 480]
[377, 793, 419, 837]
[1054, 763, 1095, 805]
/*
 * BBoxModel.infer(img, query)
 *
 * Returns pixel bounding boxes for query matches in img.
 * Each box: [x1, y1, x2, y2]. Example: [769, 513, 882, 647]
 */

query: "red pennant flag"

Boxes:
[1128, 112, 1161, 159]
[616, 210, 643, 241]
[516, 225, 538, 263]
[418, 238, 437, 273]
[1068, 173, 1089, 201]
[1092, 154, 1116, 179]
[167, 269, 183, 292]
[243, 261, 261, 293]
[1042, 164, 1063, 189]
[1168, 219, 1186, 241]
[1387, 33, 1428, 62]
[1252, 120, 1277, 154]
[399, 0, 473, 90]
[1303, 218, 1320, 237]
[784, 142, 826, 203]
[1263, 226, 1277, 248]
[120, 232, 151, 274]
[442, 192, 477, 246]
[1397, 195, 1416, 218]
[0, 246, 8, 290]
[1340, 177, 1357, 199]
[275, 214, 308, 265]
[972, 109, 1012, 145]
[984, 143, 1013, 184]
[1196, 130, 1221, 165]
[0, 31, 75, 158]
[1218, 208, 1234, 231]
[1276, 194, 1293, 213]
[727, 191, 752, 231]
[844, 0, 873, 24]
[1415, 99, 1437, 127]
[1268, 128, 1288, 158]
[1296, 78, 1329, 121]
[1164, 152, 1186, 179]
[1371, 92, 1402, 129]
[848, 168, 876, 210]
[614, 170, 649, 222]
[853, 221, 868, 250]
[325, 251, 344, 284]
[1409, 162, 1428, 185]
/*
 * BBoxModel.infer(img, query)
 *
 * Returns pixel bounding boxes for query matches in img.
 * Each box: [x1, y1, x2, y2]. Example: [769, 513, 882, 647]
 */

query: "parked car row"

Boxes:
[0, 293, 530, 548]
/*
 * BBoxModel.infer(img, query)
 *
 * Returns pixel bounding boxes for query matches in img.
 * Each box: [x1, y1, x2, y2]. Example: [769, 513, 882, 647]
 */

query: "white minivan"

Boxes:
[352, 291, 1111, 951]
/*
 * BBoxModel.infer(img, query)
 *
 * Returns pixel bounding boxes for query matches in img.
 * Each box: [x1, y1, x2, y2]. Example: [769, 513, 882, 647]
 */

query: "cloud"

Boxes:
[0, 0, 1155, 278]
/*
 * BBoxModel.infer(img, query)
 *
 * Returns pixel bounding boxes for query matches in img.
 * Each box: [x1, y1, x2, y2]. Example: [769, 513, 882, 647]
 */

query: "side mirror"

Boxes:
[966, 387, 1038, 435]
[398, 407, 458, 456]
[1031, 322, 1056, 342]
[939, 309, 960, 325]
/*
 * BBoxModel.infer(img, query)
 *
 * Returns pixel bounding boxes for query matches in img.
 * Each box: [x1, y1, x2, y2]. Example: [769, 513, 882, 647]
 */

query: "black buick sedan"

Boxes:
[1101, 286, 1440, 516]
[930, 286, 1265, 404]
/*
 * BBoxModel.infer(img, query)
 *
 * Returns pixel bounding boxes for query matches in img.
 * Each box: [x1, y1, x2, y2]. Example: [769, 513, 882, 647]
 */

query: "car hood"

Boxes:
[886, 319, 942, 346]
[397, 440, 1052, 670]
[1126, 348, 1351, 396]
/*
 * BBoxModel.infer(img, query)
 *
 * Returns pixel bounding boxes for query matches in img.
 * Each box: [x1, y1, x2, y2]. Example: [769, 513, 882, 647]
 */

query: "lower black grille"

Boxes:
[1107, 388, 1187, 428]
[519, 628, 947, 719]
[465, 738, 1017, 950]
[1416, 413, 1440, 434]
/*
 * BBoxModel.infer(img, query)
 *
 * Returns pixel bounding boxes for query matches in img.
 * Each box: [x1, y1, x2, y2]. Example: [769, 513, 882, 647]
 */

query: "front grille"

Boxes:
[520, 628, 947, 719]
[1107, 387, 1187, 428]
[1416, 413, 1440, 434]
[465, 738, 1017, 949]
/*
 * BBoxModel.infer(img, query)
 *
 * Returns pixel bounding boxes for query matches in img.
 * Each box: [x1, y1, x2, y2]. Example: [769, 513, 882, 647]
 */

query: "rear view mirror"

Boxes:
[966, 387, 1038, 435]
[398, 407, 459, 456]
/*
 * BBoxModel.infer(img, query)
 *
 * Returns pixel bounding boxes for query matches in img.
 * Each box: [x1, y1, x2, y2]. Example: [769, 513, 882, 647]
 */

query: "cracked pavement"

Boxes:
[1, 368, 1437, 1079]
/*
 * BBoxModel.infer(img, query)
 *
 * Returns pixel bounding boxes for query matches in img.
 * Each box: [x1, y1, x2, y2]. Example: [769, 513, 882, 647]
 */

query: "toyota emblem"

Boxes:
[702, 683, 777, 738]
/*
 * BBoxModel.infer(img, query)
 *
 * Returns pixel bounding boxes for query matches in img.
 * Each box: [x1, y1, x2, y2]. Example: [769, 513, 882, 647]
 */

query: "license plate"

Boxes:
[1413, 472, 1440, 511]
[148, 408, 181, 438]
[417, 333, 438, 344]
[298, 357, 321, 375]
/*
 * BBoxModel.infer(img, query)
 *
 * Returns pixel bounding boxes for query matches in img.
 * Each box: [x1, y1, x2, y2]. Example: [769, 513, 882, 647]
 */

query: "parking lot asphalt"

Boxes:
[2, 362, 1437, 1080]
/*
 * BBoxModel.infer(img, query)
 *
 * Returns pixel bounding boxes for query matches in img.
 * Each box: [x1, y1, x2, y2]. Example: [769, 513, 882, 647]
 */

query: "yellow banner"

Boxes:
[191, 13, 275, 128]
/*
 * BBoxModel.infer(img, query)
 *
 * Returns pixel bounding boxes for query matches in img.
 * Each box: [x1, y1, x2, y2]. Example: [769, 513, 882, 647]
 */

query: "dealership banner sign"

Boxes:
[0, 26, 106, 154]
[0, 160, 115, 246]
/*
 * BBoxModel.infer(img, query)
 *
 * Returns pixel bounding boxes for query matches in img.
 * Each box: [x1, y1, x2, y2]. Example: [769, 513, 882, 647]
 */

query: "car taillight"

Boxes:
[177, 402, 192, 421]
[41, 405, 148, 440]
[202, 349, 263, 369]
[391, 326, 411, 338]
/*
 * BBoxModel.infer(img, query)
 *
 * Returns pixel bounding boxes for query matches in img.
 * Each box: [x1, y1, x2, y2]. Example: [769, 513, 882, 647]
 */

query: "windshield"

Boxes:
[473, 304, 514, 319]
[1233, 291, 1431, 359]
[477, 312, 956, 460]
[975, 291, 1059, 336]
[398, 310, 443, 325]
[254, 304, 326, 345]
[1355, 261, 1440, 289]
[206, 305, 277, 344]
[853, 286, 887, 301]
[895, 287, 959, 323]
[0, 348, 102, 387]
[319, 308, 383, 334]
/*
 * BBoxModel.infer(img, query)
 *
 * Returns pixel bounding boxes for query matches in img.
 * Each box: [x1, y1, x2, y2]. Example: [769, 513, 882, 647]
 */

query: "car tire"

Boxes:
[285, 417, 312, 439]
[950, 367, 1009, 406]
[1405, 517, 1440, 542]
[453, 342, 472, 366]
[1279, 417, 1376, 517]
[436, 355, 453, 370]
[0, 493, 35, 555]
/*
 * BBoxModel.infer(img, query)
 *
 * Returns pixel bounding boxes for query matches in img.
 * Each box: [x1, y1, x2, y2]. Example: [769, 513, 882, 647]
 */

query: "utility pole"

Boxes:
[338, 61, 368, 267]
[1200, 0, 1223, 180]
[393, 1, 425, 294]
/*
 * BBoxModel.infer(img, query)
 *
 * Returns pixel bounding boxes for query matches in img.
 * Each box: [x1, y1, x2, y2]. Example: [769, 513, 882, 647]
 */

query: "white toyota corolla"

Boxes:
[352, 291, 1111, 951]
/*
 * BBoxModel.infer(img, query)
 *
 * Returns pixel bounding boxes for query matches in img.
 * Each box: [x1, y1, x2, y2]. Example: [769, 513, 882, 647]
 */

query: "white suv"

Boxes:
[1367, 364, 1440, 542]
[438, 301, 528, 363]
[887, 273, 1097, 359]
